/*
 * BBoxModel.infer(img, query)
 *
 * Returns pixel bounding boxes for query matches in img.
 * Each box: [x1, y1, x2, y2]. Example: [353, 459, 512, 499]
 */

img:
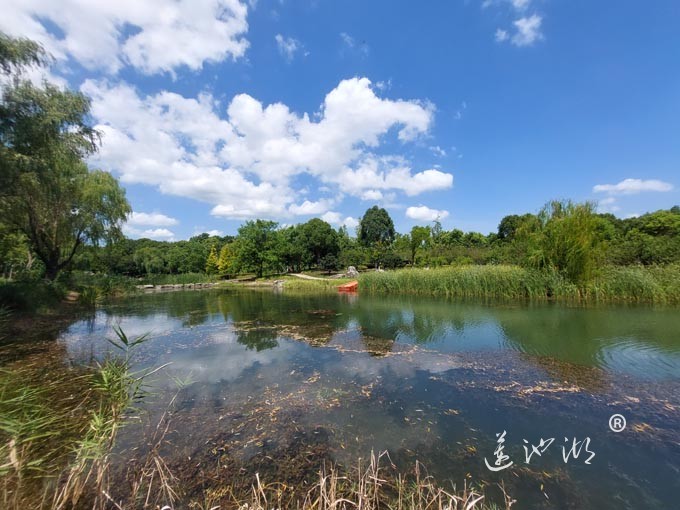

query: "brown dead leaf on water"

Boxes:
[632, 422, 654, 433]
[492, 381, 581, 395]
[304, 372, 320, 384]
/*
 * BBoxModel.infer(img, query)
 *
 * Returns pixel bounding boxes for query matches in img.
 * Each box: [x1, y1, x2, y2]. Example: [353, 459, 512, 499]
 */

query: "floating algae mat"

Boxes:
[9, 289, 680, 509]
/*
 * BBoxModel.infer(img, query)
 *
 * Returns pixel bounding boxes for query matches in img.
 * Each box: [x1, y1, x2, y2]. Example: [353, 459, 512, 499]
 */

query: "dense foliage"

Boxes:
[0, 33, 130, 281]
[33, 201, 675, 286]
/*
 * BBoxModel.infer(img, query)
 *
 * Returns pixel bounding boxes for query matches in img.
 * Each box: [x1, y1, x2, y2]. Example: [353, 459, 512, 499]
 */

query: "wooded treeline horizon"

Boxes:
[5, 201, 679, 284]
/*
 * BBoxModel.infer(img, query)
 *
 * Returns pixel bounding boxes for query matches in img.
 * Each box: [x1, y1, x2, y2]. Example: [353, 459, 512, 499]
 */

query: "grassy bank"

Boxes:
[275, 275, 354, 292]
[359, 264, 680, 304]
[219, 275, 354, 293]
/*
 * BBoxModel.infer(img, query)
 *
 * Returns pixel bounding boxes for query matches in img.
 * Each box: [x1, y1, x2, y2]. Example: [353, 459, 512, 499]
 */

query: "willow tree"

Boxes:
[524, 200, 604, 284]
[0, 33, 130, 280]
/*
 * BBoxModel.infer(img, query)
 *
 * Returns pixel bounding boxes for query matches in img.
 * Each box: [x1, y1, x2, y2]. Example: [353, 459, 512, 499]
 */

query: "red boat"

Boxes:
[337, 280, 358, 292]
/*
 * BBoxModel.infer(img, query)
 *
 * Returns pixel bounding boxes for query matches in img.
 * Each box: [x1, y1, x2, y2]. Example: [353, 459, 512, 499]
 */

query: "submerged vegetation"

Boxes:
[0, 324, 510, 509]
[0, 327, 159, 509]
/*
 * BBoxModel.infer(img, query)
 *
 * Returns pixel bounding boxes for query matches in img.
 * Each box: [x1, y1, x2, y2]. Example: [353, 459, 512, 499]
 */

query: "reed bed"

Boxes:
[359, 265, 575, 300]
[583, 264, 680, 304]
[359, 264, 680, 303]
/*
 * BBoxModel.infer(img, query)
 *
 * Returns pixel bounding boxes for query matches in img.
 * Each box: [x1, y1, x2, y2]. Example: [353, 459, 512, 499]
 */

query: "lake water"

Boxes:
[53, 289, 680, 508]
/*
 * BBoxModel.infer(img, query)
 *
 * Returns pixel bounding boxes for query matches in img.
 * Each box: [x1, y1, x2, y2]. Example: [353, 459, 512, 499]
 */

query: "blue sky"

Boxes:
[3, 0, 679, 239]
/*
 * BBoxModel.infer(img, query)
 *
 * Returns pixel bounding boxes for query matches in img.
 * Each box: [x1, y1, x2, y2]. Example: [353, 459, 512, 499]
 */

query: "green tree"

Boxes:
[205, 245, 219, 274]
[358, 206, 395, 268]
[431, 219, 443, 244]
[236, 220, 280, 278]
[463, 232, 488, 247]
[359, 206, 395, 247]
[634, 210, 680, 237]
[299, 218, 339, 268]
[0, 33, 129, 280]
[338, 234, 368, 269]
[133, 245, 165, 275]
[439, 228, 464, 246]
[320, 253, 339, 274]
[0, 33, 49, 192]
[408, 225, 431, 265]
[0, 224, 34, 278]
[101, 238, 136, 275]
[0, 33, 47, 74]
[1, 163, 130, 280]
[218, 243, 237, 277]
[498, 213, 537, 241]
[277, 225, 307, 272]
[525, 200, 603, 283]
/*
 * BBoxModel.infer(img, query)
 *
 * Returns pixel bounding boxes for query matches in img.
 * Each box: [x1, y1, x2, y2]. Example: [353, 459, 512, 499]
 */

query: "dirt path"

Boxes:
[289, 273, 337, 281]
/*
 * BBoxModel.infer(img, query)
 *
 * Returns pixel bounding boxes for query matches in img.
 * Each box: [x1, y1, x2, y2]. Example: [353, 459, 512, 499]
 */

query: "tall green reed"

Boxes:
[359, 264, 680, 303]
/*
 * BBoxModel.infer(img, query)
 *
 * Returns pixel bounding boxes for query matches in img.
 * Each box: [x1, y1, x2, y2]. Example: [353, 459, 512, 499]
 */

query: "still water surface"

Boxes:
[56, 289, 680, 509]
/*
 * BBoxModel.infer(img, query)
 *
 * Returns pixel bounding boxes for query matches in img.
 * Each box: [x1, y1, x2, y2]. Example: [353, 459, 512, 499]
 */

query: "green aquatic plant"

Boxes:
[0, 325, 161, 510]
[0, 366, 97, 510]
[359, 264, 680, 303]
[0, 375, 61, 477]
[0, 306, 10, 341]
[54, 326, 165, 509]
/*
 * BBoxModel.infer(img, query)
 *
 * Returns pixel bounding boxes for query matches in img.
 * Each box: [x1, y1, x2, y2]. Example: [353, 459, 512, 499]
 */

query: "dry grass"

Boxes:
[198, 451, 514, 510]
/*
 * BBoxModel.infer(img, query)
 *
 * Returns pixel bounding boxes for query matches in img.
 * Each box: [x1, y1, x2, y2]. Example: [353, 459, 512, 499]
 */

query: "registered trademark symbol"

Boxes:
[609, 414, 626, 432]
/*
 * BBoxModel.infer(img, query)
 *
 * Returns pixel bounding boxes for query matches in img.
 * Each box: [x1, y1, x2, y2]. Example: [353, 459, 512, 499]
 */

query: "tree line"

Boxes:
[72, 202, 680, 285]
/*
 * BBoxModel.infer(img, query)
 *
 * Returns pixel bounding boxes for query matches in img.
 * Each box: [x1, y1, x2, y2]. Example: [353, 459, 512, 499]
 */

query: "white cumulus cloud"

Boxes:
[82, 77, 452, 221]
[593, 178, 674, 195]
[405, 206, 450, 222]
[510, 0, 531, 10]
[128, 212, 178, 227]
[288, 199, 335, 216]
[0, 0, 250, 75]
[321, 211, 342, 224]
[343, 216, 359, 230]
[361, 190, 384, 201]
[596, 197, 621, 213]
[123, 227, 176, 241]
[320, 212, 359, 231]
